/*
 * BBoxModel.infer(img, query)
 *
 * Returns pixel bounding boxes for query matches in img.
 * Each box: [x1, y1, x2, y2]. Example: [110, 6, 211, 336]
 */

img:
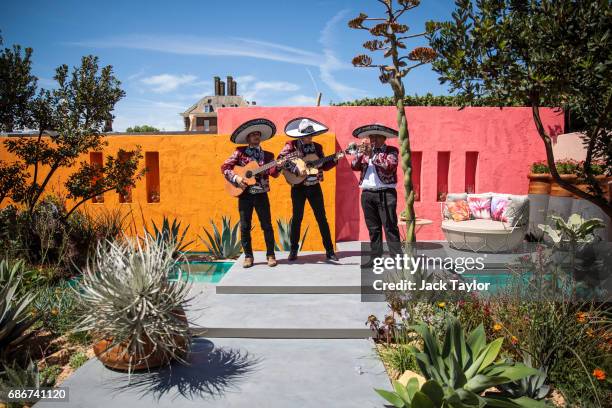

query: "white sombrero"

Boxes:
[352, 123, 398, 139]
[230, 118, 276, 144]
[285, 117, 329, 138]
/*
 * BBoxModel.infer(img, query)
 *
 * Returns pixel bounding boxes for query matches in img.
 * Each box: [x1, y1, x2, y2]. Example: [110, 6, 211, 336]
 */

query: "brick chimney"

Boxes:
[214, 76, 221, 96]
[226, 76, 234, 96]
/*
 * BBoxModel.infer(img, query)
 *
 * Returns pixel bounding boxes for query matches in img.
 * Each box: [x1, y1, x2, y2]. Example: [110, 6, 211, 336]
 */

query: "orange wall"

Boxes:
[0, 133, 337, 252]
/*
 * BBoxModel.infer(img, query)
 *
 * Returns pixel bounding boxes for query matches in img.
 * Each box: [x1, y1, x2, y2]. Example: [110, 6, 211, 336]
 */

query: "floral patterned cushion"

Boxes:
[467, 196, 492, 219]
[445, 200, 471, 221]
[491, 196, 510, 222]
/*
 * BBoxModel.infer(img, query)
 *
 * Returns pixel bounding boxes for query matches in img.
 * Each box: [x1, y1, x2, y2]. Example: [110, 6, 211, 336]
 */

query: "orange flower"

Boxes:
[586, 328, 595, 337]
[593, 368, 606, 381]
[576, 312, 588, 323]
[51, 308, 59, 316]
[493, 323, 503, 332]
[510, 336, 519, 345]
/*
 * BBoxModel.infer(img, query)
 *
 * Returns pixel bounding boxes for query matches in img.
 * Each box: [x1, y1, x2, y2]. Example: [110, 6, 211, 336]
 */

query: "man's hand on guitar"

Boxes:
[299, 168, 308, 176]
[234, 175, 248, 188]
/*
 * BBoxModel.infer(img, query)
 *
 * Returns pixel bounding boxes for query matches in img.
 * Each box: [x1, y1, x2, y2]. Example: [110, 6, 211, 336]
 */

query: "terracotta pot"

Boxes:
[572, 175, 609, 198]
[550, 174, 577, 197]
[93, 308, 188, 371]
[527, 173, 551, 194]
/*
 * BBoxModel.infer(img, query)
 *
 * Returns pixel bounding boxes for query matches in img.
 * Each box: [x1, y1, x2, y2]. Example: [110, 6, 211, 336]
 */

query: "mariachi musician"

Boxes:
[350, 124, 402, 264]
[278, 118, 340, 261]
[221, 118, 285, 268]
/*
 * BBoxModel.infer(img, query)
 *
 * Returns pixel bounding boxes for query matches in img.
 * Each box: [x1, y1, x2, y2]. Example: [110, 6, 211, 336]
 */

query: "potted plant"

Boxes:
[574, 160, 609, 198]
[527, 160, 551, 194]
[74, 236, 193, 372]
[550, 159, 578, 197]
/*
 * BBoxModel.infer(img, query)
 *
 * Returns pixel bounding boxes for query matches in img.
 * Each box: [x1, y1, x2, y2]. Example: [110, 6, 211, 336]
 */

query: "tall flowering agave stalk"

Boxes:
[349, 0, 439, 243]
[74, 235, 193, 370]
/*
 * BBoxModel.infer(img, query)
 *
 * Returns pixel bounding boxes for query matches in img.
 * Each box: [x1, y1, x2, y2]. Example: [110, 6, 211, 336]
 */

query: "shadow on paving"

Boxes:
[105, 338, 261, 401]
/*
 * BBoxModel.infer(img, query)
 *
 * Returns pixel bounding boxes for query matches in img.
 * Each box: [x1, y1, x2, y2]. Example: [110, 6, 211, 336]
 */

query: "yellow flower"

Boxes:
[593, 368, 606, 381]
[493, 323, 503, 332]
[51, 308, 59, 316]
[510, 336, 519, 345]
[576, 312, 588, 324]
[586, 328, 595, 337]
[436, 301, 446, 308]
[30, 308, 38, 317]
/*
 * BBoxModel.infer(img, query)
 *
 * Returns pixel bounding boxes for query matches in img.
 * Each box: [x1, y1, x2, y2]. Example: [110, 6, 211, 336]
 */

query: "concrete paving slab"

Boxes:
[36, 338, 389, 408]
[216, 250, 364, 294]
[187, 290, 388, 338]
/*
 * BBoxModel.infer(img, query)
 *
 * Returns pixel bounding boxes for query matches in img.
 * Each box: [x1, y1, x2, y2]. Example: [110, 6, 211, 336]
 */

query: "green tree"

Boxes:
[0, 34, 37, 132]
[1, 45, 144, 218]
[348, 0, 439, 243]
[126, 124, 159, 133]
[332, 93, 523, 107]
[429, 0, 612, 218]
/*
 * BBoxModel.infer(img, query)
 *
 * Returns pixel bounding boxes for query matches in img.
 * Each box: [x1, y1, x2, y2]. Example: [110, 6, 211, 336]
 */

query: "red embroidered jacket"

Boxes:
[277, 140, 337, 186]
[221, 146, 280, 194]
[350, 145, 399, 186]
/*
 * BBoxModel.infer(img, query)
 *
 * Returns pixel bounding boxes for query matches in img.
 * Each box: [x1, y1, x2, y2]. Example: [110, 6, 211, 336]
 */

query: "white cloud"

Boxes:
[238, 77, 301, 103]
[140, 74, 197, 93]
[280, 94, 318, 106]
[68, 35, 324, 67]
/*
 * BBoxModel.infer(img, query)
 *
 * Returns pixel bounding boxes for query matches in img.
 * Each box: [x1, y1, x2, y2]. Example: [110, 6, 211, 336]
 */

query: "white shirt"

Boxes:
[360, 157, 396, 190]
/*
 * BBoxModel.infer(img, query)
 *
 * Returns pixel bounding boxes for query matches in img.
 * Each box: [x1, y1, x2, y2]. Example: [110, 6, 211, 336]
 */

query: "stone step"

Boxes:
[187, 291, 388, 339]
[38, 338, 389, 408]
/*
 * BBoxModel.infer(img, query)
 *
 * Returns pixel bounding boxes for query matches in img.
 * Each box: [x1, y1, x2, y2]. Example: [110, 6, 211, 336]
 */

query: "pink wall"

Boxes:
[218, 106, 564, 241]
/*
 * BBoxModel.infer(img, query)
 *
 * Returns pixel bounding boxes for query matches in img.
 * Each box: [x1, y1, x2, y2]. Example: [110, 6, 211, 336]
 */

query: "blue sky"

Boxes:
[1, 0, 456, 131]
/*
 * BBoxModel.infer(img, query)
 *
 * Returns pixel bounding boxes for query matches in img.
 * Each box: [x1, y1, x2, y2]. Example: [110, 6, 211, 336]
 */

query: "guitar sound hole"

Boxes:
[245, 171, 253, 178]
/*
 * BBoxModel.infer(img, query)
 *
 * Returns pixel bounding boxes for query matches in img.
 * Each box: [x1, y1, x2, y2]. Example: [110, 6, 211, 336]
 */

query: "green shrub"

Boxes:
[68, 352, 88, 370]
[33, 280, 79, 336]
[39, 364, 62, 387]
[378, 343, 419, 376]
[147, 215, 193, 256]
[0, 360, 40, 407]
[530, 161, 549, 174]
[375, 378, 447, 408]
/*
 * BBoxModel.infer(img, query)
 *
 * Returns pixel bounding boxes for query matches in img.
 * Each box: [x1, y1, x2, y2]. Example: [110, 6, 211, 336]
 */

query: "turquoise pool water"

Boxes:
[169, 261, 234, 284]
[461, 271, 532, 294]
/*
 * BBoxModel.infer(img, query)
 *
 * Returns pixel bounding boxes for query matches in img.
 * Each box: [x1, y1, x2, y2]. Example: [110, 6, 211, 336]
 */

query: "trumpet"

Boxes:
[346, 141, 372, 155]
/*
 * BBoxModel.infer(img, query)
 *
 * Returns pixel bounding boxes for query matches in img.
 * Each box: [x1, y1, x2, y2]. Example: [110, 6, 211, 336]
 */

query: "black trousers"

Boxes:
[238, 192, 275, 258]
[290, 183, 334, 253]
[361, 188, 402, 257]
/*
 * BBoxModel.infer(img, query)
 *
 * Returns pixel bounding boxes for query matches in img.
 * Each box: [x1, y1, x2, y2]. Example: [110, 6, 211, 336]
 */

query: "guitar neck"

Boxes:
[308, 151, 341, 167]
[251, 153, 297, 176]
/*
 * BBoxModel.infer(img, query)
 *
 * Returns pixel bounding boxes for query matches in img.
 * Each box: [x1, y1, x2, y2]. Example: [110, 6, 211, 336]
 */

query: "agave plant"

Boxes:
[147, 216, 193, 256]
[274, 218, 308, 251]
[0, 360, 40, 399]
[0, 259, 39, 358]
[376, 378, 446, 407]
[199, 217, 242, 259]
[498, 352, 550, 400]
[74, 236, 193, 369]
[538, 213, 604, 247]
[409, 318, 545, 407]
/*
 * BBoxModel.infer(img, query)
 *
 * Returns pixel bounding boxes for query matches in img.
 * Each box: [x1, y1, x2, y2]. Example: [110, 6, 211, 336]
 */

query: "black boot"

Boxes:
[288, 250, 298, 261]
[326, 252, 339, 261]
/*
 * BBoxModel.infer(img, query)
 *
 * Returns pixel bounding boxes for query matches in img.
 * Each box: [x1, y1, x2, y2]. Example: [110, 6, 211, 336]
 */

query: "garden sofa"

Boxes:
[441, 193, 529, 253]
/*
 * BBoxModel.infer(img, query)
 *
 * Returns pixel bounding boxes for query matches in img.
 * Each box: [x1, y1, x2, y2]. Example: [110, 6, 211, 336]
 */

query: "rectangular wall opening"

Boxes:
[90, 152, 104, 203]
[411, 151, 422, 201]
[465, 151, 479, 194]
[145, 152, 160, 203]
[437, 152, 450, 201]
[118, 151, 133, 203]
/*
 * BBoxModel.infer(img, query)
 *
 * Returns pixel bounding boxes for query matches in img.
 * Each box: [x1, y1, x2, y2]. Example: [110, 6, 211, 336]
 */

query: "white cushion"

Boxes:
[442, 219, 514, 234]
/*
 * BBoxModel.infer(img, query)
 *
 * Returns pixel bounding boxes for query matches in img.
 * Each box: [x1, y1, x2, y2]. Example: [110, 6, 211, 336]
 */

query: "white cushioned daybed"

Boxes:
[441, 193, 529, 253]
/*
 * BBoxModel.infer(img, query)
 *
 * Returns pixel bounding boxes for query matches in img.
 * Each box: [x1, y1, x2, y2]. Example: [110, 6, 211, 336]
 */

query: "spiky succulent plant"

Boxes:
[74, 236, 193, 367]
[0, 259, 39, 358]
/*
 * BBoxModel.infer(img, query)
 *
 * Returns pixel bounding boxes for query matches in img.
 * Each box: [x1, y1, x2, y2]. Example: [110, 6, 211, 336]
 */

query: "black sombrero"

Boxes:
[284, 117, 329, 138]
[352, 123, 398, 139]
[230, 118, 276, 144]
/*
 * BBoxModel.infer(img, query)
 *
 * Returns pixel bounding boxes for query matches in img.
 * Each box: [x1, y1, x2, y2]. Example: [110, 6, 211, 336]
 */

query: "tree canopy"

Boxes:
[126, 124, 160, 133]
[429, 0, 612, 216]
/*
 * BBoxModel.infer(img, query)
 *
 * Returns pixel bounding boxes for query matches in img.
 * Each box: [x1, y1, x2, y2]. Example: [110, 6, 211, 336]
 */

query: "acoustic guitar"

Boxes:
[225, 151, 299, 197]
[282, 144, 359, 186]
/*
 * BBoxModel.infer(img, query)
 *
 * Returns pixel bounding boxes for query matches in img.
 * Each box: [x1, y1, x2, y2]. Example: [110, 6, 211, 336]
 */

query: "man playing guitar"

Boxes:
[221, 118, 287, 268]
[278, 118, 341, 262]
